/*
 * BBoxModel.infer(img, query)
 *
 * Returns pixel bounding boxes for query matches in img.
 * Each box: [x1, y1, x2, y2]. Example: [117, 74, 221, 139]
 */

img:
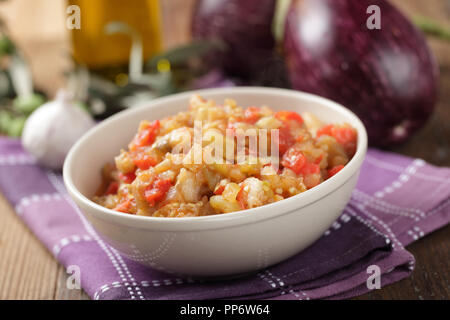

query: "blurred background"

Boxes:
[0, 0, 448, 164]
[0, 0, 195, 95]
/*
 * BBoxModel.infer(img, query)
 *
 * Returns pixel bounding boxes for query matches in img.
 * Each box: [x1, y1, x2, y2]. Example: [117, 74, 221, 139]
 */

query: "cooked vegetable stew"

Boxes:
[94, 95, 357, 217]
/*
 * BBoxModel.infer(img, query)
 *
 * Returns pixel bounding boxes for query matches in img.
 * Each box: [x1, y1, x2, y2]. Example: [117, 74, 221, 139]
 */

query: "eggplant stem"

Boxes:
[414, 16, 450, 41]
[273, 0, 292, 44]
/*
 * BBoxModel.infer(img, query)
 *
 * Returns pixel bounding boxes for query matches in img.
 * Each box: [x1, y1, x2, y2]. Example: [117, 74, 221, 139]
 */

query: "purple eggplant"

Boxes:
[192, 0, 277, 81]
[283, 0, 439, 146]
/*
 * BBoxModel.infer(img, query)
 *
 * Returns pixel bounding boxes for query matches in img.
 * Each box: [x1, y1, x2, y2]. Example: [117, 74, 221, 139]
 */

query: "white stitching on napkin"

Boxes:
[15, 193, 62, 215]
[93, 278, 192, 300]
[0, 154, 36, 166]
[264, 270, 311, 300]
[354, 204, 403, 249]
[126, 234, 176, 263]
[140, 278, 190, 287]
[53, 234, 93, 256]
[346, 207, 391, 245]
[403, 199, 450, 245]
[323, 213, 352, 236]
[257, 272, 277, 289]
[109, 247, 144, 299]
[368, 159, 424, 201]
[288, 289, 310, 300]
[353, 156, 449, 251]
[365, 155, 447, 183]
[406, 227, 424, 241]
[352, 190, 423, 221]
[265, 270, 286, 293]
[349, 159, 428, 240]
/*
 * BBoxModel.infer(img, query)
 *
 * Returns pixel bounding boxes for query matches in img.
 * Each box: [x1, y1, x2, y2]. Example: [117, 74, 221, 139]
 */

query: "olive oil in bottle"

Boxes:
[69, 0, 162, 79]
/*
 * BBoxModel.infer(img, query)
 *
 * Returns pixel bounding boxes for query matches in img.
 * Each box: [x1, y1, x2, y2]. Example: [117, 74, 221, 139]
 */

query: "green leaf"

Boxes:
[414, 16, 450, 41]
[13, 93, 45, 115]
[0, 109, 12, 133]
[7, 115, 26, 137]
[146, 40, 226, 69]
[0, 35, 15, 57]
[273, 0, 292, 44]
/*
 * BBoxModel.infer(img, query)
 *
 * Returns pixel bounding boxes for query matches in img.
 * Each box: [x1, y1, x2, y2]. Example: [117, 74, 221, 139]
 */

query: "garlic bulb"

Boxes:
[21, 90, 95, 170]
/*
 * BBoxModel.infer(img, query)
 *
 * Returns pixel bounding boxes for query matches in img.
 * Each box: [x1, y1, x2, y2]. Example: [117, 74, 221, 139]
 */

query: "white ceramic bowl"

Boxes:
[63, 87, 368, 277]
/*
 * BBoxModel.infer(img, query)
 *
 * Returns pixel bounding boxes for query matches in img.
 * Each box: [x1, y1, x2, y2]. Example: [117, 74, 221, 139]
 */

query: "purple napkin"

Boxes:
[0, 137, 448, 300]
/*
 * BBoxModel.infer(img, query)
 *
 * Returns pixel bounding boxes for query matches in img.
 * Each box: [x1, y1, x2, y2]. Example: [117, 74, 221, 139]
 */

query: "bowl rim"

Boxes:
[63, 87, 368, 231]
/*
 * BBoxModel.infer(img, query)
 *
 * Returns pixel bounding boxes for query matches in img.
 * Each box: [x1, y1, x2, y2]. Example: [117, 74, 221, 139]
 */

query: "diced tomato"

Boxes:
[119, 172, 136, 184]
[300, 162, 321, 175]
[214, 184, 225, 195]
[243, 107, 261, 124]
[277, 124, 294, 155]
[316, 124, 334, 138]
[105, 181, 119, 195]
[129, 120, 160, 151]
[144, 178, 172, 206]
[317, 124, 357, 153]
[334, 127, 356, 146]
[328, 165, 345, 178]
[281, 148, 321, 176]
[113, 199, 132, 213]
[275, 111, 304, 125]
[317, 124, 357, 156]
[314, 155, 323, 165]
[281, 148, 307, 175]
[133, 153, 158, 170]
[236, 186, 246, 210]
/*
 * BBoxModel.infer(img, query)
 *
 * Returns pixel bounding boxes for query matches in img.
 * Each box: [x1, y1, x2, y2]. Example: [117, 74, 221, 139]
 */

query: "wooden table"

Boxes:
[0, 0, 448, 300]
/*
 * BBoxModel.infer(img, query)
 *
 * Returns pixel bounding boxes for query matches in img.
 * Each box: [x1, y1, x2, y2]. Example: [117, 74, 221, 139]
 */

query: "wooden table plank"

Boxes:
[0, 193, 58, 299]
